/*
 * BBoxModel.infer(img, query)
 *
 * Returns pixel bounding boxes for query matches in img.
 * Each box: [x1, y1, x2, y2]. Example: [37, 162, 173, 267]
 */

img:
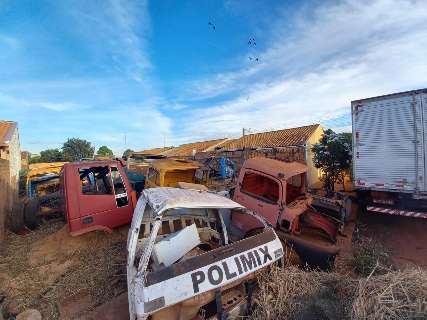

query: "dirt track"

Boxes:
[359, 212, 427, 269]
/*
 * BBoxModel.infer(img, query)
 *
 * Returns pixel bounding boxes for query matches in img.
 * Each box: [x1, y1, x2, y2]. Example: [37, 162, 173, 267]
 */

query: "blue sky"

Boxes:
[0, 0, 426, 155]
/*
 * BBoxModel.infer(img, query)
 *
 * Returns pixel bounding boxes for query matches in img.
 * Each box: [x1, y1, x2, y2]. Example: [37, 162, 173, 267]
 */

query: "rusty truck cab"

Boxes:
[61, 160, 137, 236]
[233, 157, 340, 269]
[233, 157, 308, 232]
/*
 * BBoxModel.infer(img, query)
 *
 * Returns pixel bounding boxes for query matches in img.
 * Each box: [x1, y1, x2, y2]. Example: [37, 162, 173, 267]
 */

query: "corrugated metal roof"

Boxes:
[0, 121, 17, 147]
[161, 138, 228, 157]
[220, 124, 320, 150]
[133, 147, 174, 156]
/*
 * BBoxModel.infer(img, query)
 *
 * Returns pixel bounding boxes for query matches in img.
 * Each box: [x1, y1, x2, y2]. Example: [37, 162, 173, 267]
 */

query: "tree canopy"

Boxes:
[122, 149, 134, 159]
[96, 145, 113, 158]
[311, 129, 352, 194]
[39, 148, 64, 162]
[62, 138, 95, 162]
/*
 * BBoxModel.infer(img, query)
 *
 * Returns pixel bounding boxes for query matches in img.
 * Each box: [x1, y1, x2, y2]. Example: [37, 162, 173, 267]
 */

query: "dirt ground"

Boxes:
[0, 221, 129, 320]
[357, 211, 427, 269]
[1, 205, 427, 320]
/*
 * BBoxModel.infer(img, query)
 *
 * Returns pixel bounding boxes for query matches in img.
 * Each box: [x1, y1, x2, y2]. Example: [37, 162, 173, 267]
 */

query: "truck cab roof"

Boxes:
[242, 157, 308, 180]
[141, 187, 244, 216]
[62, 159, 122, 170]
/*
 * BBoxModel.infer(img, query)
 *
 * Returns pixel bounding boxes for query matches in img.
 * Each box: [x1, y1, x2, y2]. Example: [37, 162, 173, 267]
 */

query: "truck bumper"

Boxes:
[367, 206, 427, 219]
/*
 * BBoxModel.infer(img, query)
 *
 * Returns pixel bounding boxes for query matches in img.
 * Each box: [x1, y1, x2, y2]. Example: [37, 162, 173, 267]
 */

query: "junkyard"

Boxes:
[1, 1, 427, 320]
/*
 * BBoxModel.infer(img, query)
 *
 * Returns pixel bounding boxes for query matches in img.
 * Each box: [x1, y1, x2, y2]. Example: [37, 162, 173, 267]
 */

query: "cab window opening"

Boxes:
[79, 166, 112, 195]
[111, 166, 129, 207]
[241, 171, 279, 203]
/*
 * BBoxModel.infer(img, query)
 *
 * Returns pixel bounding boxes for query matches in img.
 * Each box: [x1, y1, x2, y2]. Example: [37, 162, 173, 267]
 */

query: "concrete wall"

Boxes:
[0, 128, 22, 243]
[305, 125, 324, 188]
[8, 128, 22, 185]
[0, 159, 11, 244]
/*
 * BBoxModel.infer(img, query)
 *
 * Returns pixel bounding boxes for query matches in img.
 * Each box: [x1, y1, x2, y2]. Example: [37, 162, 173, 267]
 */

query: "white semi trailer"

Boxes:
[352, 88, 427, 219]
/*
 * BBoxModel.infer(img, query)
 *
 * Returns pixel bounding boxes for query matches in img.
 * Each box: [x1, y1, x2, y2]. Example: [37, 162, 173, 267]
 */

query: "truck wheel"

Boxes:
[24, 198, 40, 229]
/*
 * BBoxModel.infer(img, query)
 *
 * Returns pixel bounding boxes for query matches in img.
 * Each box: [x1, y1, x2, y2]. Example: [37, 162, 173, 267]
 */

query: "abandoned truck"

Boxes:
[24, 159, 145, 236]
[145, 158, 205, 188]
[233, 157, 341, 268]
[127, 187, 283, 320]
[21, 162, 67, 229]
[352, 88, 427, 219]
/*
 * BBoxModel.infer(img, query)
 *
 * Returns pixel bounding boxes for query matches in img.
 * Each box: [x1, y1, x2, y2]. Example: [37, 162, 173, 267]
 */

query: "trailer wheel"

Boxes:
[24, 198, 40, 229]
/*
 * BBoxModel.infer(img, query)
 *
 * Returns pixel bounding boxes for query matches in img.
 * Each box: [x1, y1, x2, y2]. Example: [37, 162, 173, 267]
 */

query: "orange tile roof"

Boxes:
[161, 138, 228, 157]
[0, 121, 17, 146]
[133, 147, 174, 156]
[220, 124, 320, 150]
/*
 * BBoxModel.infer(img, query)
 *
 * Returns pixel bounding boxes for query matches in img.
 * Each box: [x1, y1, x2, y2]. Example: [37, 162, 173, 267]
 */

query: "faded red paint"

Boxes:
[233, 157, 308, 232]
[232, 157, 340, 269]
[61, 160, 136, 236]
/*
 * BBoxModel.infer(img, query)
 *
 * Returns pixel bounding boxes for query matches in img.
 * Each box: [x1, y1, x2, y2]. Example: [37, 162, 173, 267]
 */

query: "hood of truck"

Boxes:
[141, 187, 245, 215]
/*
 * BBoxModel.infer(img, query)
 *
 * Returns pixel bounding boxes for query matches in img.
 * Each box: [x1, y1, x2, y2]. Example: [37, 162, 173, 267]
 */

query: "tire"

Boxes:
[24, 198, 40, 229]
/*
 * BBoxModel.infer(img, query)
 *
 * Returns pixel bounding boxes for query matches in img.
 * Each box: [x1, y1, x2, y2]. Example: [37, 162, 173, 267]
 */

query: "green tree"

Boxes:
[29, 155, 41, 164]
[39, 148, 63, 162]
[96, 145, 114, 158]
[122, 149, 134, 159]
[62, 138, 95, 162]
[311, 129, 352, 195]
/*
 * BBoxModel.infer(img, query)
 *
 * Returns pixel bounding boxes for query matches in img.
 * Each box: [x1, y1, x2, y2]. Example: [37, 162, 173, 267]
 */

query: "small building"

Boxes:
[132, 146, 174, 157]
[161, 138, 229, 157]
[21, 151, 30, 170]
[0, 121, 21, 179]
[136, 125, 325, 188]
[217, 124, 324, 187]
[0, 120, 22, 241]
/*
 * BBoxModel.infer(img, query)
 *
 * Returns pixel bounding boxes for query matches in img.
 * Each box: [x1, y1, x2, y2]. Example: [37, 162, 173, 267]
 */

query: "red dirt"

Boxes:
[360, 212, 427, 269]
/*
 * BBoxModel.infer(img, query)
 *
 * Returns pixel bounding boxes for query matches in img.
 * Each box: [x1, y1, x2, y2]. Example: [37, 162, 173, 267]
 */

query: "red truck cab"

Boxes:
[233, 157, 340, 269]
[61, 160, 137, 236]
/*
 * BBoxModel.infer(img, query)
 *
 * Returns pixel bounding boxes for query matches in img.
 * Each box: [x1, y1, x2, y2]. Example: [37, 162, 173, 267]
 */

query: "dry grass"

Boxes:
[0, 221, 127, 319]
[249, 266, 353, 320]
[249, 265, 427, 320]
[353, 237, 393, 277]
[352, 266, 427, 319]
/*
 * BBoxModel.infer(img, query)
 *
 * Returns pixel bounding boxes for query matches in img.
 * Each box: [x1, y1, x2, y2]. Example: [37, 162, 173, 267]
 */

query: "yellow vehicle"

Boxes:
[26, 162, 67, 198]
[23, 162, 67, 228]
[145, 158, 205, 188]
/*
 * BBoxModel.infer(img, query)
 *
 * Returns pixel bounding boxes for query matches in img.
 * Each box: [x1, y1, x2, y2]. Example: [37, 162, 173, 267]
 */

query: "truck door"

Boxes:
[233, 169, 282, 227]
[109, 166, 134, 226]
[77, 165, 133, 233]
[77, 166, 117, 230]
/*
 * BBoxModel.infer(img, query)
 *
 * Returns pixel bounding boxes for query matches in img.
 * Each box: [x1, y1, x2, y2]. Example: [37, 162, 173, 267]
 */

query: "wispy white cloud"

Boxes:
[175, 0, 427, 140]
[68, 0, 151, 83]
[0, 92, 89, 111]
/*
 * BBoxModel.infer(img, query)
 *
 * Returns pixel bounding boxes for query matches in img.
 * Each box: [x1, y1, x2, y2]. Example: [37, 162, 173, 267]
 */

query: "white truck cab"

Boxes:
[127, 187, 283, 320]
